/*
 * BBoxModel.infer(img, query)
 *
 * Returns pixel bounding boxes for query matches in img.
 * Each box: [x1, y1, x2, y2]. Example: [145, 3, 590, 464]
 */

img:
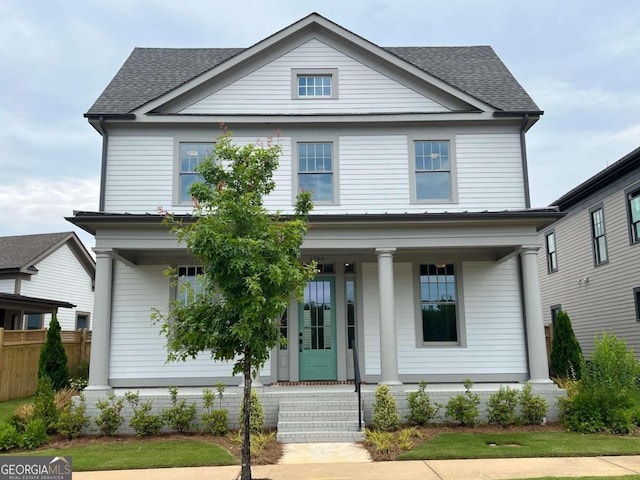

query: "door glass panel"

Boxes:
[303, 280, 332, 351]
[346, 279, 355, 349]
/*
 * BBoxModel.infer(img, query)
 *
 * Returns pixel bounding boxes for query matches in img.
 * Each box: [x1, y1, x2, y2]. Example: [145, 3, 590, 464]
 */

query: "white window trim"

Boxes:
[413, 261, 466, 348]
[408, 135, 458, 204]
[291, 68, 339, 100]
[75, 312, 91, 330]
[172, 135, 216, 206]
[545, 230, 558, 273]
[292, 136, 340, 206]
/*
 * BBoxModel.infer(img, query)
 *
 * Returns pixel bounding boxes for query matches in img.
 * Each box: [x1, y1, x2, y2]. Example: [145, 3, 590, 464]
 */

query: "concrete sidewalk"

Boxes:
[73, 455, 640, 480]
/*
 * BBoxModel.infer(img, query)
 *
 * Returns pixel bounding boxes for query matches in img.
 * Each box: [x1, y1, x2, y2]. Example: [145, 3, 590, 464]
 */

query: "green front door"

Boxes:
[299, 277, 337, 381]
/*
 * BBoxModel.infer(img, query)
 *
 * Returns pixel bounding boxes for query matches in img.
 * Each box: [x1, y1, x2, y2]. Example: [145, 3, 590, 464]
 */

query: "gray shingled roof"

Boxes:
[0, 232, 72, 271]
[87, 45, 539, 115]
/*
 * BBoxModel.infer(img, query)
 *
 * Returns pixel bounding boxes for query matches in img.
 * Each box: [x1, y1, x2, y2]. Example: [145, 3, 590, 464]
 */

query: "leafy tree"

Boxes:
[37, 313, 70, 390]
[152, 129, 315, 480]
[550, 310, 583, 379]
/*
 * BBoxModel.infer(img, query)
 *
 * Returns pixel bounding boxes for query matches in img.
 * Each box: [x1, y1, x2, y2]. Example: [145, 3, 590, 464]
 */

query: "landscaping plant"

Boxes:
[407, 381, 440, 426]
[201, 383, 228, 435]
[487, 385, 519, 425]
[518, 384, 547, 425]
[56, 392, 89, 439]
[125, 391, 164, 436]
[95, 393, 124, 436]
[162, 386, 196, 433]
[445, 379, 480, 426]
[238, 389, 264, 434]
[550, 310, 583, 379]
[372, 384, 400, 432]
[33, 377, 58, 433]
[37, 313, 70, 390]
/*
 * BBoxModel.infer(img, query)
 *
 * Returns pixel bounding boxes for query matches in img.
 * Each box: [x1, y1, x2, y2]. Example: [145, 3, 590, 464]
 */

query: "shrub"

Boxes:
[33, 377, 58, 433]
[487, 386, 518, 425]
[125, 391, 164, 436]
[95, 393, 125, 436]
[407, 381, 439, 426]
[37, 313, 70, 391]
[364, 429, 394, 454]
[21, 418, 49, 450]
[372, 384, 400, 432]
[69, 359, 90, 391]
[238, 389, 264, 434]
[550, 311, 583, 379]
[518, 384, 547, 425]
[56, 393, 89, 439]
[560, 332, 640, 433]
[0, 422, 21, 451]
[201, 385, 228, 435]
[162, 386, 196, 433]
[445, 379, 480, 426]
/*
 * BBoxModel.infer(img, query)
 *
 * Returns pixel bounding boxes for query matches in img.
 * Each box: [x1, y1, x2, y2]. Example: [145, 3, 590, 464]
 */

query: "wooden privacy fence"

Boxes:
[0, 328, 91, 401]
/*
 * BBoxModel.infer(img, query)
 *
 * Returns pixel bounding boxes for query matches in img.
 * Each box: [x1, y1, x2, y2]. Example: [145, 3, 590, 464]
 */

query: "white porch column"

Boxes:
[86, 249, 114, 391]
[376, 248, 402, 385]
[520, 248, 553, 384]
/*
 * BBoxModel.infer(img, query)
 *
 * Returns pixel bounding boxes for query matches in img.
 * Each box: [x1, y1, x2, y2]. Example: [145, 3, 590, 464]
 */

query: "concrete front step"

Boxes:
[277, 431, 365, 443]
[279, 410, 361, 421]
[279, 400, 360, 411]
[278, 420, 362, 433]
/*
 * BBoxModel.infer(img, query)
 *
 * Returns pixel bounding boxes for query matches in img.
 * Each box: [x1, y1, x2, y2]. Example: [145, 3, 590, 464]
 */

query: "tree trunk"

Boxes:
[240, 347, 252, 480]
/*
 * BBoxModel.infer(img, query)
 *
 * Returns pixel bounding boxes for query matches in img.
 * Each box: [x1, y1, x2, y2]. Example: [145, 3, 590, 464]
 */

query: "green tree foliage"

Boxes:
[372, 385, 400, 432]
[152, 130, 315, 480]
[550, 310, 583, 379]
[37, 313, 70, 390]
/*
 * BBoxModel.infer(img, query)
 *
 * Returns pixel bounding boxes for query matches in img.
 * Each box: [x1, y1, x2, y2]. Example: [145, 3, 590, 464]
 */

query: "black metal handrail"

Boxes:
[352, 342, 363, 430]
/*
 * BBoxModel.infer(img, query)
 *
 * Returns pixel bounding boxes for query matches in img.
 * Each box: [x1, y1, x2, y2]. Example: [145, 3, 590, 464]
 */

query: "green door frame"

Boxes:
[298, 276, 337, 381]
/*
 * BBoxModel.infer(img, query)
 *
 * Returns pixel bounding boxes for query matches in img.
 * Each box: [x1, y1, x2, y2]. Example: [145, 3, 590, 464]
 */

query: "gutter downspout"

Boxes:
[98, 116, 108, 212]
[520, 114, 532, 209]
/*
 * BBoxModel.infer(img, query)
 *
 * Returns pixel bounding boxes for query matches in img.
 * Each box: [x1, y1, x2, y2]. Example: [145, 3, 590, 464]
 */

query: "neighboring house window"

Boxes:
[297, 142, 335, 203]
[291, 69, 338, 99]
[75, 312, 90, 330]
[550, 304, 562, 328]
[25, 313, 42, 330]
[628, 188, 640, 244]
[419, 264, 458, 343]
[279, 309, 288, 350]
[414, 140, 452, 201]
[177, 266, 204, 304]
[545, 231, 558, 273]
[635, 287, 640, 322]
[590, 207, 608, 265]
[179, 143, 214, 203]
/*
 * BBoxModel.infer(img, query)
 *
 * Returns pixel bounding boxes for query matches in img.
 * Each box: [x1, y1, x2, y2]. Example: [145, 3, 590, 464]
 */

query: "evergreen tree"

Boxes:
[550, 310, 583, 379]
[38, 313, 70, 390]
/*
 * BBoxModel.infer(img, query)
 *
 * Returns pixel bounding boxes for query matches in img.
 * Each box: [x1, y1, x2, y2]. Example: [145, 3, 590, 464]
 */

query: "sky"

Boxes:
[1, 0, 639, 251]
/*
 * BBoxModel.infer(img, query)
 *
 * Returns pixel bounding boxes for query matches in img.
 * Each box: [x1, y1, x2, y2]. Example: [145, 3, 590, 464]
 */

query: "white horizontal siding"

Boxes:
[19, 243, 94, 331]
[363, 258, 527, 376]
[181, 39, 448, 115]
[109, 263, 269, 380]
[0, 279, 14, 294]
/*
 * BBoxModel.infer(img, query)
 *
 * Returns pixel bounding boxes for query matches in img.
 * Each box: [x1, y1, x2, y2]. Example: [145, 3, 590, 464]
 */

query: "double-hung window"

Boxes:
[628, 188, 640, 244]
[414, 140, 453, 201]
[590, 207, 608, 265]
[297, 142, 334, 203]
[179, 143, 214, 203]
[177, 266, 204, 304]
[419, 264, 458, 343]
[634, 287, 640, 322]
[545, 231, 558, 273]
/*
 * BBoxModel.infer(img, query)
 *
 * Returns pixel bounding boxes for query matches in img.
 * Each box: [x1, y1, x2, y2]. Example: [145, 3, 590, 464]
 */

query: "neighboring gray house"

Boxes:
[539, 146, 640, 356]
[0, 232, 95, 331]
[69, 13, 564, 432]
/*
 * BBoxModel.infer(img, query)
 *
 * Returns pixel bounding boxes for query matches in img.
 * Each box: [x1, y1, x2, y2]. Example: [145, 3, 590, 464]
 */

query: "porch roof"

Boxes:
[0, 293, 75, 313]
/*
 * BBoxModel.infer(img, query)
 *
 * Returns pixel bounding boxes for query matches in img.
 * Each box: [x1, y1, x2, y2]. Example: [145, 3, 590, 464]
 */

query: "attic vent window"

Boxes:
[291, 68, 338, 100]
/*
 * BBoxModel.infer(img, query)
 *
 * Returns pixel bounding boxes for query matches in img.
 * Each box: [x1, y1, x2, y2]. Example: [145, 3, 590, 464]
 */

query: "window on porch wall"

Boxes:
[177, 266, 204, 304]
[420, 264, 457, 342]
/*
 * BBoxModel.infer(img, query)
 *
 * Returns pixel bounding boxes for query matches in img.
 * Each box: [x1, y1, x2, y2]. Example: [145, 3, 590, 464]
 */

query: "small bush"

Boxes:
[201, 386, 228, 435]
[365, 429, 394, 454]
[162, 386, 196, 433]
[445, 379, 480, 426]
[407, 381, 440, 426]
[518, 384, 547, 425]
[33, 377, 58, 433]
[95, 393, 125, 436]
[238, 389, 264, 434]
[21, 418, 49, 450]
[487, 386, 518, 425]
[37, 313, 70, 391]
[550, 311, 583, 379]
[125, 391, 164, 436]
[372, 384, 400, 432]
[69, 359, 90, 391]
[0, 422, 21, 451]
[56, 393, 89, 439]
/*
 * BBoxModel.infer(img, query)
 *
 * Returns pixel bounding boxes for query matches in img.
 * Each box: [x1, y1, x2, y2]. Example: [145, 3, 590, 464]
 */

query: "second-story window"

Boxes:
[297, 142, 334, 203]
[415, 140, 452, 201]
[291, 69, 338, 99]
[545, 231, 558, 273]
[628, 189, 640, 244]
[298, 75, 332, 97]
[179, 143, 214, 203]
[590, 207, 608, 265]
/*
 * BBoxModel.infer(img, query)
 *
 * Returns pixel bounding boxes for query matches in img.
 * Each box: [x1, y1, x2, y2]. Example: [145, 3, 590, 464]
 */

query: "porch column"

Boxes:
[520, 248, 553, 384]
[376, 248, 401, 385]
[86, 249, 114, 391]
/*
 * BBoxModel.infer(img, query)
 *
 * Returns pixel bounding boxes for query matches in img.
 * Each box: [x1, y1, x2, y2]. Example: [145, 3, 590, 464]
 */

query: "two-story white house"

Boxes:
[69, 14, 563, 432]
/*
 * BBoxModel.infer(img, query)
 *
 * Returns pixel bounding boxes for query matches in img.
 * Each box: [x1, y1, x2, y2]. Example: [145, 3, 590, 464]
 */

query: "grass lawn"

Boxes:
[0, 396, 33, 423]
[399, 432, 640, 460]
[10, 439, 238, 471]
